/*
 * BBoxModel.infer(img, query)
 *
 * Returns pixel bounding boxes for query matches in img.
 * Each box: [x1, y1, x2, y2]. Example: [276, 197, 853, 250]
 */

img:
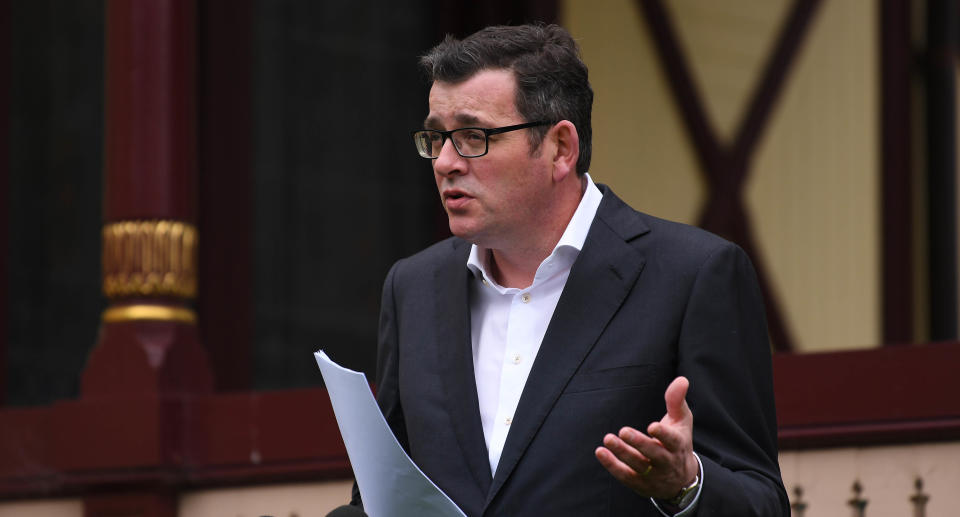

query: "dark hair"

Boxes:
[420, 24, 593, 175]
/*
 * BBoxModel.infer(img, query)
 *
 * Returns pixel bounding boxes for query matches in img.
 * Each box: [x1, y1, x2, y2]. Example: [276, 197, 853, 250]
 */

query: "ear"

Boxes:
[550, 120, 580, 183]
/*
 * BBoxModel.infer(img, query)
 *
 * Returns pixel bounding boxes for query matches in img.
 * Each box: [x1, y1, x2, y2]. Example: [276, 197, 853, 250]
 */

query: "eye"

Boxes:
[462, 129, 485, 141]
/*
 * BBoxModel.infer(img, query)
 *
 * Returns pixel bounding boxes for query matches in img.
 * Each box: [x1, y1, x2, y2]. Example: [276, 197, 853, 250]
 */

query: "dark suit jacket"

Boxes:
[364, 186, 789, 516]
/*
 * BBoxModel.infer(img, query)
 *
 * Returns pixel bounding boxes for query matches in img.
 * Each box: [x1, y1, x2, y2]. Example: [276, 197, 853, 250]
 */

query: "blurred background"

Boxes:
[1, 0, 958, 516]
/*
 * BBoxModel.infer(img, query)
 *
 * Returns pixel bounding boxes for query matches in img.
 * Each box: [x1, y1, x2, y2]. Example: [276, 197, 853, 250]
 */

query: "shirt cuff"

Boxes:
[650, 451, 704, 517]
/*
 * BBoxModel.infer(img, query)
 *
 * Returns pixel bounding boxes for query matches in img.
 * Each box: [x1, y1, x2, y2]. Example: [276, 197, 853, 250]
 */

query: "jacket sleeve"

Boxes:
[676, 242, 790, 516]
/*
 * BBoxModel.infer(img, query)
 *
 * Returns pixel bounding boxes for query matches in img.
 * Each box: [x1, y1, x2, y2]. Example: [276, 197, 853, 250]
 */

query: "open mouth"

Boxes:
[443, 190, 472, 209]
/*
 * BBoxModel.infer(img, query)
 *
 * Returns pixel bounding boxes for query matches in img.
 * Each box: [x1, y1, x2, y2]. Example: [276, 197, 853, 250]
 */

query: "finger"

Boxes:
[603, 432, 652, 473]
[595, 446, 646, 488]
[617, 427, 660, 452]
[647, 420, 687, 452]
[604, 432, 652, 466]
[664, 376, 691, 423]
[616, 427, 675, 467]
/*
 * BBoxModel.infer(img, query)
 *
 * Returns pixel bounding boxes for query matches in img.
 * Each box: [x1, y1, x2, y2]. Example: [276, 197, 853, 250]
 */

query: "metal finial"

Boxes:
[847, 479, 868, 517]
[790, 485, 808, 517]
[910, 476, 929, 517]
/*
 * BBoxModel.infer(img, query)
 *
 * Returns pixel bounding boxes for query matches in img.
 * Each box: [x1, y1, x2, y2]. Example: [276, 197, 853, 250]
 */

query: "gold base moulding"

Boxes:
[102, 304, 197, 324]
[102, 220, 197, 299]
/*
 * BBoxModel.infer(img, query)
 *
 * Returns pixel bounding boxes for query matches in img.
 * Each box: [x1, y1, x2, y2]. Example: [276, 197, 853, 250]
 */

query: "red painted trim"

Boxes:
[778, 418, 960, 449]
[0, 388, 349, 499]
[774, 342, 960, 449]
[85, 491, 176, 517]
[0, 345, 958, 497]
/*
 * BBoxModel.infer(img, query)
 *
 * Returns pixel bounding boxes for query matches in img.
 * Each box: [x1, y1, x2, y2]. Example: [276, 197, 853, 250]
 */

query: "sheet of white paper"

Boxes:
[315, 350, 468, 517]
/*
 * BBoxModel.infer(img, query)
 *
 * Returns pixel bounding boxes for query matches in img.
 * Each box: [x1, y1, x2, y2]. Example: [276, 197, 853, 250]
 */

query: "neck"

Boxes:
[488, 247, 545, 288]
[487, 174, 588, 288]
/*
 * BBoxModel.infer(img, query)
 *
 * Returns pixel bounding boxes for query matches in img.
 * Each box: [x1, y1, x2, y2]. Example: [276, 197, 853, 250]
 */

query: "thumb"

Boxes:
[664, 376, 691, 421]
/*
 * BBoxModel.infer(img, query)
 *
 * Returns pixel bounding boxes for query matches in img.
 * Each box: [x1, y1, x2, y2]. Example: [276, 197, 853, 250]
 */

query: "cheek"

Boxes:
[433, 168, 446, 193]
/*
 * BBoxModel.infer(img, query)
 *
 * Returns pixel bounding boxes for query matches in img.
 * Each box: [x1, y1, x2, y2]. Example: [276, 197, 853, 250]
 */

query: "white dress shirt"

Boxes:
[466, 173, 603, 475]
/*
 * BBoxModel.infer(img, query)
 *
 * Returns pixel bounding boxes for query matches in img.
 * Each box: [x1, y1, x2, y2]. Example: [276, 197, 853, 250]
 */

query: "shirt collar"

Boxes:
[467, 172, 603, 283]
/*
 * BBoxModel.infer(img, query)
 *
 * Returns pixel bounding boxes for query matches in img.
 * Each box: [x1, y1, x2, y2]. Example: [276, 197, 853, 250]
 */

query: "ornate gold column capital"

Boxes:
[102, 220, 197, 299]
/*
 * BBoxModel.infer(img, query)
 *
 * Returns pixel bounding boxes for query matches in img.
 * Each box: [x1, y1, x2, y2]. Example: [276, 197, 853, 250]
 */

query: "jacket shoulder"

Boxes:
[597, 185, 738, 259]
[387, 236, 468, 284]
[596, 187, 748, 274]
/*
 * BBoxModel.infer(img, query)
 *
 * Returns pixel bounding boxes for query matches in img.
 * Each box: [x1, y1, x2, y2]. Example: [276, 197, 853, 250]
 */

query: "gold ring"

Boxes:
[641, 464, 653, 476]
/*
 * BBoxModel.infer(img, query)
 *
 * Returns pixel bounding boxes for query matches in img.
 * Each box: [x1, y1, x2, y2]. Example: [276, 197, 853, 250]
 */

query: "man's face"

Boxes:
[426, 69, 553, 250]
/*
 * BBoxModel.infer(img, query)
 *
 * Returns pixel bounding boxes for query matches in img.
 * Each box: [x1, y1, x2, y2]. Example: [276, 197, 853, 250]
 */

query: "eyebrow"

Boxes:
[423, 113, 485, 129]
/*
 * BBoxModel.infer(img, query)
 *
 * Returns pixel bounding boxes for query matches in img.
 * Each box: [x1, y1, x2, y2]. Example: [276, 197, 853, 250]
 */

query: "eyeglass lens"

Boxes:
[415, 129, 488, 158]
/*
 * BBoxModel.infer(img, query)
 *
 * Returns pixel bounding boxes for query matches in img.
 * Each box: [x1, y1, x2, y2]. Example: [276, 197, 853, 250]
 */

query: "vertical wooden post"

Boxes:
[84, 0, 212, 400]
[0, 0, 10, 407]
[880, 0, 915, 344]
[926, 0, 959, 340]
[83, 1, 210, 515]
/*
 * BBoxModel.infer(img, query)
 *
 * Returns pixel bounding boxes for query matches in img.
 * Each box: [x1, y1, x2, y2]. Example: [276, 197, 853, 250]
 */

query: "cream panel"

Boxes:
[565, 0, 704, 225]
[780, 442, 960, 517]
[566, 1, 880, 351]
[179, 479, 354, 517]
[748, 0, 880, 351]
[669, 0, 793, 142]
[0, 499, 82, 517]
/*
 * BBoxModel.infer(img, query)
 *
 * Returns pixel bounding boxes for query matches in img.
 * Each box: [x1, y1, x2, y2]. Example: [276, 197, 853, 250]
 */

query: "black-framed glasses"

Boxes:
[412, 121, 554, 159]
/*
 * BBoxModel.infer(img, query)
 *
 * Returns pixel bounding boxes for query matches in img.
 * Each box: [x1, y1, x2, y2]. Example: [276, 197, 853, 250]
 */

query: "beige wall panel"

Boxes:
[179, 479, 353, 517]
[566, 1, 880, 351]
[780, 442, 960, 517]
[0, 499, 81, 517]
[565, 0, 704, 225]
[668, 0, 793, 142]
[748, 0, 879, 351]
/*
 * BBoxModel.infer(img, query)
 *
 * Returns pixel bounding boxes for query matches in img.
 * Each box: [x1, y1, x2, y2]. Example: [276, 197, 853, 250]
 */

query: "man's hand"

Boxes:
[594, 376, 699, 499]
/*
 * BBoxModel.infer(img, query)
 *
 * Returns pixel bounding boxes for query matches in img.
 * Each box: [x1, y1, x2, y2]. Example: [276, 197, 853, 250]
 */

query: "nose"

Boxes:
[433, 137, 466, 177]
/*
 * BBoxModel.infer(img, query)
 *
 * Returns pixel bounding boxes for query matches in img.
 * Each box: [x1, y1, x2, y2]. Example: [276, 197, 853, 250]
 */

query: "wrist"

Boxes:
[652, 452, 703, 515]
[667, 472, 699, 508]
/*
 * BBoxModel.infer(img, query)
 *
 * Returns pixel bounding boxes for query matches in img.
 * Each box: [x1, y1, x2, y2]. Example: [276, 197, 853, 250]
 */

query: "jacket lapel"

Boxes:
[483, 188, 650, 508]
[434, 239, 494, 494]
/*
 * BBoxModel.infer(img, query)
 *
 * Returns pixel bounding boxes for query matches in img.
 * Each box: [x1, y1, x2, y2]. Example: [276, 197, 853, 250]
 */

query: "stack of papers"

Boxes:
[315, 351, 468, 517]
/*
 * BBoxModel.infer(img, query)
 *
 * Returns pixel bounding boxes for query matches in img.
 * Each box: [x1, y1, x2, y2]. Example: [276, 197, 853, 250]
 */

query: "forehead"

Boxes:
[426, 68, 519, 127]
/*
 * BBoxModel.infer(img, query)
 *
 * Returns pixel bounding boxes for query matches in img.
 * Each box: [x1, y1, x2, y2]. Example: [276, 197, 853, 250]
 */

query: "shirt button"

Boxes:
[512, 353, 522, 364]
[505, 417, 512, 426]
[520, 293, 531, 303]
[481, 278, 489, 286]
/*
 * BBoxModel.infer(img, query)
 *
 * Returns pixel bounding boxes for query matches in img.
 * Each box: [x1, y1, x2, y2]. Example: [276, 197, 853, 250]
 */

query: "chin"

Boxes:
[447, 220, 481, 243]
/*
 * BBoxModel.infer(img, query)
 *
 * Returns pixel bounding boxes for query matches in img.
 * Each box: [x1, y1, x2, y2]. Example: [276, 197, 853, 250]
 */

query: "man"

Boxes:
[343, 23, 788, 516]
